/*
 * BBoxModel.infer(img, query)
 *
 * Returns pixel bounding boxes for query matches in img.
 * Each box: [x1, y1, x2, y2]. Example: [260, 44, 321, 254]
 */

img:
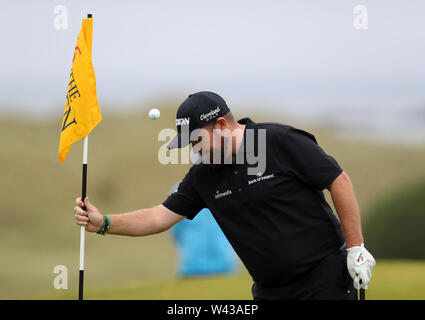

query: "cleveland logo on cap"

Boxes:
[176, 117, 190, 126]
[200, 106, 220, 121]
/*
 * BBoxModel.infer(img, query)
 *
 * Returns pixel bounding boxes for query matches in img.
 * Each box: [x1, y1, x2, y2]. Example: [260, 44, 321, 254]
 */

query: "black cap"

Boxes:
[167, 91, 230, 149]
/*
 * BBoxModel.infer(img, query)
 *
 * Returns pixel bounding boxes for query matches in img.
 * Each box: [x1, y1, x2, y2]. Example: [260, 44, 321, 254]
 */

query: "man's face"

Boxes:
[190, 119, 239, 165]
[191, 123, 219, 165]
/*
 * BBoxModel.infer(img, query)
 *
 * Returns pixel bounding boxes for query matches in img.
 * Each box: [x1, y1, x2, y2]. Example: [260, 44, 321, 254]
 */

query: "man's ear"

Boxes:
[214, 117, 227, 130]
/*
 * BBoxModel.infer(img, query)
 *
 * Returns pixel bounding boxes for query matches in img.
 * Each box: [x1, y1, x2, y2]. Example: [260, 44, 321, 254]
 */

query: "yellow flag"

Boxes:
[59, 17, 102, 163]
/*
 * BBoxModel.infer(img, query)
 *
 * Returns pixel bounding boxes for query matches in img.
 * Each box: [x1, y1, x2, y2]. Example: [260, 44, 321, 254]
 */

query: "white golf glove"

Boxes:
[346, 243, 376, 289]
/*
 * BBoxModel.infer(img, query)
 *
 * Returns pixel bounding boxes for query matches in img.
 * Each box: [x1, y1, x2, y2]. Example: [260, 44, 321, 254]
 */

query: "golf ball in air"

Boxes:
[149, 108, 160, 120]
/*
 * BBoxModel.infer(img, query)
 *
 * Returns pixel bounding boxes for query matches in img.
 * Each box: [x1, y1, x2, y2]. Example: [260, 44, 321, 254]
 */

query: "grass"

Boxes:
[41, 260, 425, 300]
[1, 105, 425, 299]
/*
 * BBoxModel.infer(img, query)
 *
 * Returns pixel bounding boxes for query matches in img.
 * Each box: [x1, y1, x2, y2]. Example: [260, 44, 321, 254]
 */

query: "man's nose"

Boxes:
[191, 141, 202, 155]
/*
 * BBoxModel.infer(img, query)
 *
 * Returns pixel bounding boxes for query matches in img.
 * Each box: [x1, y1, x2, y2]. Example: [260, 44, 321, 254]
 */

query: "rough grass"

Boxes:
[40, 260, 425, 300]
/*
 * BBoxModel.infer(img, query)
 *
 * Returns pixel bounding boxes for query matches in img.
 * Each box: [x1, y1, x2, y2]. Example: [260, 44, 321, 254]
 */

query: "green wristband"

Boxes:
[105, 215, 111, 232]
[96, 215, 110, 235]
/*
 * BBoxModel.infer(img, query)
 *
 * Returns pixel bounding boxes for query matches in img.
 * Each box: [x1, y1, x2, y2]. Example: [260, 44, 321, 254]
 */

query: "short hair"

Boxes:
[223, 111, 235, 123]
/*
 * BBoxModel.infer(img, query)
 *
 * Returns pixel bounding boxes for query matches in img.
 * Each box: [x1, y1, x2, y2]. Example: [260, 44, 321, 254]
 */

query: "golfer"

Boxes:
[74, 91, 375, 300]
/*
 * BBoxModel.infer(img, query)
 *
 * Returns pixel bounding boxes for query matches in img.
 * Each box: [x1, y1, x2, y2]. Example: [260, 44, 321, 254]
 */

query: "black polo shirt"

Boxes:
[163, 118, 345, 286]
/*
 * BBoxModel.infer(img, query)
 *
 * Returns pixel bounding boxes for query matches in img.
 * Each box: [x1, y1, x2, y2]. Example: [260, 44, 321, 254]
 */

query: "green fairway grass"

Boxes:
[1, 105, 425, 299]
[41, 260, 425, 300]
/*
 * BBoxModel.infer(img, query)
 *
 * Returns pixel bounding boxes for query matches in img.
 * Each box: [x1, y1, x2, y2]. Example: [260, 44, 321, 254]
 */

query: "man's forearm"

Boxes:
[107, 208, 162, 236]
[329, 172, 363, 248]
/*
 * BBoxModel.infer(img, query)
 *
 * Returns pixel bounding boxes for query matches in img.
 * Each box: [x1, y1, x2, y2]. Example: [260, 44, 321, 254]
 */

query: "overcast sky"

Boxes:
[0, 0, 424, 131]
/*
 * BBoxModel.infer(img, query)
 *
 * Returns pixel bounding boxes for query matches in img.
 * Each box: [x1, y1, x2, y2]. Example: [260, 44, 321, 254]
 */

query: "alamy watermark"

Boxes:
[158, 127, 267, 176]
[353, 5, 368, 30]
[53, 265, 68, 289]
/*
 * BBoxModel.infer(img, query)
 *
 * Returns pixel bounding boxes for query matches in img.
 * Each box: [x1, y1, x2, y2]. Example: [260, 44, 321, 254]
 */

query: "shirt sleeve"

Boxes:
[162, 168, 205, 220]
[275, 127, 343, 190]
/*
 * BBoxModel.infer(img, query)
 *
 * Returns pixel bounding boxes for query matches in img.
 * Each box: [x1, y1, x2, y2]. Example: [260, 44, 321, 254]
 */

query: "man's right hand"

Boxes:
[74, 197, 104, 232]
[347, 243, 376, 289]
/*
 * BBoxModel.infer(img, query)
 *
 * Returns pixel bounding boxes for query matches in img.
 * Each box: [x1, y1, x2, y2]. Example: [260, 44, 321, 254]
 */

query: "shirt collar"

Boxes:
[237, 117, 257, 156]
[238, 117, 255, 128]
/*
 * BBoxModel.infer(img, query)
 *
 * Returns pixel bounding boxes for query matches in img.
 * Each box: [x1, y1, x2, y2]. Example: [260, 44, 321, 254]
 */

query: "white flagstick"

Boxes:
[78, 13, 94, 300]
[79, 135, 88, 300]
